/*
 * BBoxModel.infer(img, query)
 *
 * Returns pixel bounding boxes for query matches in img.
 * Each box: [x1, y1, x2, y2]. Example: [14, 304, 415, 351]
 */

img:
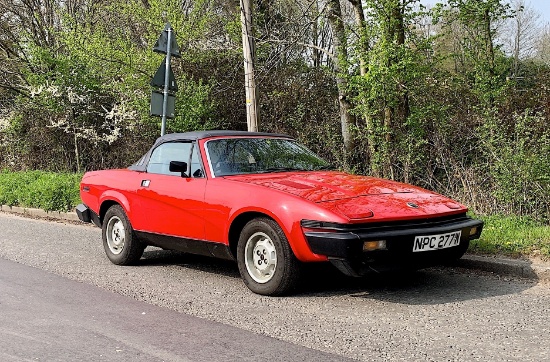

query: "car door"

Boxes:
[133, 141, 207, 241]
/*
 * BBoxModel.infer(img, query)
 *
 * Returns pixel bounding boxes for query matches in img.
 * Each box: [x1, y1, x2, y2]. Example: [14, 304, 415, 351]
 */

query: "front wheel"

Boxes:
[237, 218, 301, 296]
[102, 205, 145, 265]
[450, 239, 470, 261]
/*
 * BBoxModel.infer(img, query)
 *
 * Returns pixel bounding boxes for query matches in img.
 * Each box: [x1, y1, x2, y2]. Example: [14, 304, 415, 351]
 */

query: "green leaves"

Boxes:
[0, 0, 224, 172]
[0, 171, 81, 212]
[350, 0, 433, 179]
[486, 111, 550, 221]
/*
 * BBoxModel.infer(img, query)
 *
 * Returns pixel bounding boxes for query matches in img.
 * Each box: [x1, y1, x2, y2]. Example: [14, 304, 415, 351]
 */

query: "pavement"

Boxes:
[2, 204, 550, 282]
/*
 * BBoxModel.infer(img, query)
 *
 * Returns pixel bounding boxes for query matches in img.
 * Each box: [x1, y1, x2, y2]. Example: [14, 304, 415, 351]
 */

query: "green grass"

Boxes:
[470, 215, 550, 260]
[0, 170, 81, 212]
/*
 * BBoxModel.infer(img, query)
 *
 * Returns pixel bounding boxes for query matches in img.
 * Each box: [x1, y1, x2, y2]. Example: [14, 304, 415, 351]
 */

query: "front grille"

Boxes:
[301, 213, 469, 233]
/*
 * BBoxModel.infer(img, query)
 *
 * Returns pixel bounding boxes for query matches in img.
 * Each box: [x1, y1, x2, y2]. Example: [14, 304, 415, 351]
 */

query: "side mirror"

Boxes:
[169, 161, 188, 177]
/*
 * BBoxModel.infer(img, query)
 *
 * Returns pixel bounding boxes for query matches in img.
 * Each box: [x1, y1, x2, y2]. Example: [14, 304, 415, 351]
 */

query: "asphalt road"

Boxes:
[1, 212, 549, 361]
[0, 258, 347, 361]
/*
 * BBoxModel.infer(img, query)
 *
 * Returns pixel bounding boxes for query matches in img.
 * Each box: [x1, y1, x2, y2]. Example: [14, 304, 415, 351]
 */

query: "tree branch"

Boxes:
[0, 83, 30, 98]
[258, 39, 335, 61]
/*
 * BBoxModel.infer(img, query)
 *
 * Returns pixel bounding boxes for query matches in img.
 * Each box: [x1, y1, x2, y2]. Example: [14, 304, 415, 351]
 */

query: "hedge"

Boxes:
[0, 170, 81, 212]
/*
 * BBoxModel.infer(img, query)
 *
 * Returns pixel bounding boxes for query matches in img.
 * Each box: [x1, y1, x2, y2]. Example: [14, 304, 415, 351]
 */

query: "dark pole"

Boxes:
[161, 27, 173, 136]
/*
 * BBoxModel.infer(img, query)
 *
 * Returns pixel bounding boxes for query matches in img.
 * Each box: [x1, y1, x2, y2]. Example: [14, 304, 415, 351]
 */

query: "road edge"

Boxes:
[2, 204, 549, 282]
[1, 204, 80, 222]
[458, 255, 550, 282]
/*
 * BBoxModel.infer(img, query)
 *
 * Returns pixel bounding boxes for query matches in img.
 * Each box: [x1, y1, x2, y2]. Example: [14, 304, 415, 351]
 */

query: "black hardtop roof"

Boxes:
[130, 130, 294, 172]
[154, 130, 292, 146]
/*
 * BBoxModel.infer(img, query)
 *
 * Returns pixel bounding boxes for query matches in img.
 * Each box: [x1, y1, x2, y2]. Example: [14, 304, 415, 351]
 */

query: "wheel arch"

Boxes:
[227, 206, 329, 263]
[99, 200, 122, 225]
[228, 211, 275, 259]
[98, 190, 132, 224]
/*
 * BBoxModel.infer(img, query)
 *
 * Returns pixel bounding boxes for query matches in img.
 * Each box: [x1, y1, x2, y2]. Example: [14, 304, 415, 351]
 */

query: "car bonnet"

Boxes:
[229, 171, 466, 221]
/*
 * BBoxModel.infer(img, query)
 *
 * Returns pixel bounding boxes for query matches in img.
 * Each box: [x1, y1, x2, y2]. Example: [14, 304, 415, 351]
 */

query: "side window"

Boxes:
[189, 145, 203, 177]
[146, 142, 203, 177]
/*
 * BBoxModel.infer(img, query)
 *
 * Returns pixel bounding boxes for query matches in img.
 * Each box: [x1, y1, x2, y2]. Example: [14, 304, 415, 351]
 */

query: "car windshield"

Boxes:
[206, 138, 331, 177]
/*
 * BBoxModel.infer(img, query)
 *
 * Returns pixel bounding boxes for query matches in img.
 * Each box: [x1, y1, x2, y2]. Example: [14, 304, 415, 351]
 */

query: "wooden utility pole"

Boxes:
[240, 0, 259, 132]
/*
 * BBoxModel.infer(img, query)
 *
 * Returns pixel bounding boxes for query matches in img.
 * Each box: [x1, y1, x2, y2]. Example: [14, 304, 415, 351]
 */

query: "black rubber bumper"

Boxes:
[75, 204, 91, 223]
[302, 214, 484, 276]
[75, 204, 101, 227]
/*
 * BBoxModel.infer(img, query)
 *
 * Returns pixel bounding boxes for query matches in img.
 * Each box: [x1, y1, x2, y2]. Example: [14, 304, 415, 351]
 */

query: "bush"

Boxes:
[487, 111, 550, 222]
[0, 170, 81, 212]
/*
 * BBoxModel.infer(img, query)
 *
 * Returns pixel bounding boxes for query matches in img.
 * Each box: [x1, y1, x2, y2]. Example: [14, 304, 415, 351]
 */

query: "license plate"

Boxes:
[413, 230, 462, 252]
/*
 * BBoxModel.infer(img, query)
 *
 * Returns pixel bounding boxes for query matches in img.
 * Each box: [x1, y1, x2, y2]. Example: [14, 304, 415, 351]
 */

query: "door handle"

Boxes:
[141, 180, 150, 187]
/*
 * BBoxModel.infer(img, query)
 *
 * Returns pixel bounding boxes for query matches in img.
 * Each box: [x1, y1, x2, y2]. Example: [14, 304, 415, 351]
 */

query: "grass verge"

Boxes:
[0, 170, 81, 212]
[470, 215, 550, 260]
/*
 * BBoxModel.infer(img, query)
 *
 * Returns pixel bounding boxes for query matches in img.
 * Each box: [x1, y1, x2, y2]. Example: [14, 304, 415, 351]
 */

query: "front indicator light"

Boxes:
[363, 240, 386, 251]
[470, 227, 478, 236]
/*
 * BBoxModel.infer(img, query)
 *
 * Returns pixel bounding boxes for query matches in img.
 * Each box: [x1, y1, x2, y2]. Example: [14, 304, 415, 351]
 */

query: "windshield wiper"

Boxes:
[261, 167, 306, 173]
[315, 165, 335, 171]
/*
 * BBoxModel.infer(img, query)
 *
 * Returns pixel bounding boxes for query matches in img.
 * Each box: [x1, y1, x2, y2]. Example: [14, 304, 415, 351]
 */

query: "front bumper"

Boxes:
[302, 214, 483, 276]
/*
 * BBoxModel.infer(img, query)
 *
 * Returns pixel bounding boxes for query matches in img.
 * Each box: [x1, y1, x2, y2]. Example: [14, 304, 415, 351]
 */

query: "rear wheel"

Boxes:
[102, 205, 145, 265]
[237, 218, 301, 296]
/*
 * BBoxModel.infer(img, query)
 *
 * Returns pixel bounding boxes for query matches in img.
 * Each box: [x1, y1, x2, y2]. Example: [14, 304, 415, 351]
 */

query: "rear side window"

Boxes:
[146, 142, 203, 177]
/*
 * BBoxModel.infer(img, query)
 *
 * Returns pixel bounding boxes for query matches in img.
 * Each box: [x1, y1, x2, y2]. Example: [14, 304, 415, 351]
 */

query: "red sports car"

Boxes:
[76, 131, 483, 295]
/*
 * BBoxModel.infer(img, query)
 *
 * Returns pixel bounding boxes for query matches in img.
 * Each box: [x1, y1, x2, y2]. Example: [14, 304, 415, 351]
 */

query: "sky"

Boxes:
[421, 0, 550, 25]
[521, 0, 550, 25]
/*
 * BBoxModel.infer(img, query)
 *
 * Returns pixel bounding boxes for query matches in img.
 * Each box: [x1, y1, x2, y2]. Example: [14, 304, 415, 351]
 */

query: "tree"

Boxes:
[535, 23, 550, 64]
[0, 0, 221, 171]
[438, 0, 514, 107]
[351, 0, 429, 180]
[501, 0, 542, 76]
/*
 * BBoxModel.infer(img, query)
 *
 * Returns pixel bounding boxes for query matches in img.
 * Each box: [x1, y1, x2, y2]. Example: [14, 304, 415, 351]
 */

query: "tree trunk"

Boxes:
[349, 0, 378, 174]
[73, 127, 80, 173]
[312, 1, 321, 67]
[483, 7, 496, 107]
[326, 0, 355, 163]
[350, 0, 368, 77]
[513, 16, 520, 76]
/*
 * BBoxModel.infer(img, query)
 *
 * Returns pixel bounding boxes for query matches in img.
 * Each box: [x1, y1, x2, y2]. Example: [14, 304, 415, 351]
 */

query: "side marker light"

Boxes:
[363, 240, 386, 251]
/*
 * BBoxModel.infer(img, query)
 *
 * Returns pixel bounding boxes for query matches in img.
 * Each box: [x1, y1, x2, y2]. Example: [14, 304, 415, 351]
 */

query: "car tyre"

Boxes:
[237, 218, 301, 296]
[451, 239, 470, 260]
[102, 205, 145, 265]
